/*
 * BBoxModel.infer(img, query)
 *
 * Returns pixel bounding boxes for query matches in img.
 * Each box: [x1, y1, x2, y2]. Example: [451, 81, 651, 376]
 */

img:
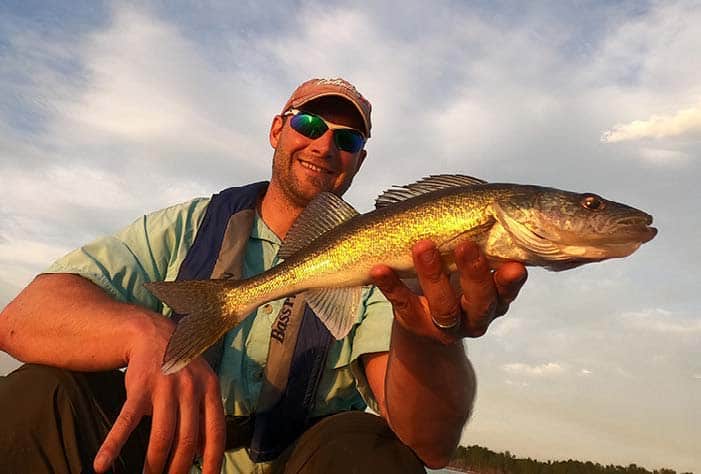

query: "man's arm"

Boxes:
[1, 273, 156, 370]
[0, 273, 225, 474]
[364, 240, 527, 468]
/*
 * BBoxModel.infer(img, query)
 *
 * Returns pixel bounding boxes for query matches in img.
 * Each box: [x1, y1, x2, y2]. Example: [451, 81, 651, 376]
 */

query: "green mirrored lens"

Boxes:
[334, 129, 364, 153]
[290, 113, 327, 139]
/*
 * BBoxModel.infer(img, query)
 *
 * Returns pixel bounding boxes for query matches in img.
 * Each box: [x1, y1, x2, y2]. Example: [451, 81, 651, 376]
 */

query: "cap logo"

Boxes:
[314, 78, 368, 104]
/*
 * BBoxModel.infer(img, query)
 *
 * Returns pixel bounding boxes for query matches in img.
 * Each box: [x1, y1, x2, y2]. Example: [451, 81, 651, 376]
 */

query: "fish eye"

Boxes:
[581, 194, 605, 211]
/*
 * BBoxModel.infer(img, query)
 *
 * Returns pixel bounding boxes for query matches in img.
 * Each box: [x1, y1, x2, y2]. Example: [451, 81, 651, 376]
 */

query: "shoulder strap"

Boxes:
[176, 181, 269, 281]
[249, 296, 333, 462]
[175, 181, 267, 370]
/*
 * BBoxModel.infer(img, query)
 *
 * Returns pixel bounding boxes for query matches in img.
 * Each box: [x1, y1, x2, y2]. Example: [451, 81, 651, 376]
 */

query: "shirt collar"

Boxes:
[251, 212, 282, 246]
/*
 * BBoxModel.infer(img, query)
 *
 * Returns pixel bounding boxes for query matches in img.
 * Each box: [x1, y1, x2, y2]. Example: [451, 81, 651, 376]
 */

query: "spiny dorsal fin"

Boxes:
[375, 174, 488, 208]
[278, 192, 359, 259]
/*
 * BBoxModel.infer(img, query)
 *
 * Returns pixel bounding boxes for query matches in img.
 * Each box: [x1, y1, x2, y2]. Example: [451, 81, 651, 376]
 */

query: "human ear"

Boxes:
[269, 115, 284, 149]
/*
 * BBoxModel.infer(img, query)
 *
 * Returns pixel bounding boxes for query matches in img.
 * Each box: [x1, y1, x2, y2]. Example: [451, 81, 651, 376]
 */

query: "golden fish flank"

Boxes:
[145, 175, 657, 374]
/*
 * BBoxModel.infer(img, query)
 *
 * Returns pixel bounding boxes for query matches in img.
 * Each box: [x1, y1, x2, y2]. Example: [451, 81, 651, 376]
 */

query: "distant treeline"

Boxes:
[449, 445, 693, 474]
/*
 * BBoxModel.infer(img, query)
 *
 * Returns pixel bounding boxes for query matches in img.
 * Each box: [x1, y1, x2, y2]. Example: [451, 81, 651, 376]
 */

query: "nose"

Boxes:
[308, 130, 339, 160]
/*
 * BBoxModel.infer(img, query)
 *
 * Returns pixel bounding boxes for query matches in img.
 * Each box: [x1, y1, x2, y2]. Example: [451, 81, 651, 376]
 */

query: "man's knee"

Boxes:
[6, 363, 81, 391]
[0, 364, 134, 473]
[0, 364, 83, 425]
[1, 363, 128, 430]
[279, 411, 426, 474]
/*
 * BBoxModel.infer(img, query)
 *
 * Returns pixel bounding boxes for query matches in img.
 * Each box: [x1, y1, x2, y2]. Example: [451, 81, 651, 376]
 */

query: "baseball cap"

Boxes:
[282, 78, 372, 137]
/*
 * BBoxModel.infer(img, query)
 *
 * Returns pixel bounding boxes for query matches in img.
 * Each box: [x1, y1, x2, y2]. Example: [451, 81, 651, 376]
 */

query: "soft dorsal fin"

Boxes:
[278, 192, 359, 259]
[375, 174, 488, 208]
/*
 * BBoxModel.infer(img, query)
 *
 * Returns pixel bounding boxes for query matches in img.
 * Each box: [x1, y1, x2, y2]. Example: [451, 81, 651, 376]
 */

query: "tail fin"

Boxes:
[145, 280, 236, 374]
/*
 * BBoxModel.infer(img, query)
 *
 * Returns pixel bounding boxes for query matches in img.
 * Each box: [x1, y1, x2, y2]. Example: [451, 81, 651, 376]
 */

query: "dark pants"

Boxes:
[0, 364, 150, 473]
[275, 411, 426, 474]
[0, 364, 426, 474]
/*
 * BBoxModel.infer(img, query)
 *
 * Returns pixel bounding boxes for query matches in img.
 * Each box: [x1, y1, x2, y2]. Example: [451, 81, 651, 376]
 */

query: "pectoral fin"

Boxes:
[493, 202, 569, 260]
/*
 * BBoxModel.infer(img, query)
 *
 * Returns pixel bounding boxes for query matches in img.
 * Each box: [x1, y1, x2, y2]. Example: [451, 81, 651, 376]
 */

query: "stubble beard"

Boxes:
[272, 148, 332, 208]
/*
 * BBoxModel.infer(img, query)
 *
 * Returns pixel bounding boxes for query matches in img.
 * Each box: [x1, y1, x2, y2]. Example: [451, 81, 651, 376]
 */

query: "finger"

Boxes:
[371, 264, 456, 344]
[167, 376, 200, 474]
[201, 376, 225, 474]
[94, 397, 145, 473]
[144, 384, 177, 474]
[493, 262, 528, 317]
[412, 240, 461, 328]
[455, 241, 498, 337]
[370, 264, 422, 324]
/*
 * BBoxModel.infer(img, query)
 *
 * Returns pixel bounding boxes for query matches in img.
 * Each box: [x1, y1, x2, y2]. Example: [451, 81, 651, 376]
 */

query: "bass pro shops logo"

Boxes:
[270, 297, 295, 343]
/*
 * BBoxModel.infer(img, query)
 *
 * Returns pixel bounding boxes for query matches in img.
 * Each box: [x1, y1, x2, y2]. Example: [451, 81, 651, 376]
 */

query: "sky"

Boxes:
[0, 0, 699, 471]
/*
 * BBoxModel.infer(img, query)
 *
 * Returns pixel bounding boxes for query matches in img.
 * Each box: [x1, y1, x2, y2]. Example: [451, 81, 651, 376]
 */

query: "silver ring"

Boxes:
[431, 314, 460, 330]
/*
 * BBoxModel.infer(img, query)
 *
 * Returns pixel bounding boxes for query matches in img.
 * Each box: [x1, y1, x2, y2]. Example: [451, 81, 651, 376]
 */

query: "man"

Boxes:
[0, 78, 527, 473]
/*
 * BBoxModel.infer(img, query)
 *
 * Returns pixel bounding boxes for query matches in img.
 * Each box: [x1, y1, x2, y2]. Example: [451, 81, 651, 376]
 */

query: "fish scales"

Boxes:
[270, 188, 494, 286]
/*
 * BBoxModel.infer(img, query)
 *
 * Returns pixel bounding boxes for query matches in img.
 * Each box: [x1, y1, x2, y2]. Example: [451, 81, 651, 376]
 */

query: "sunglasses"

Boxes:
[284, 109, 366, 153]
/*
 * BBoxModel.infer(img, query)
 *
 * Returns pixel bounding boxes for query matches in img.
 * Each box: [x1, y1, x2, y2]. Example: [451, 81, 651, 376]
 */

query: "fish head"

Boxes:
[493, 186, 658, 270]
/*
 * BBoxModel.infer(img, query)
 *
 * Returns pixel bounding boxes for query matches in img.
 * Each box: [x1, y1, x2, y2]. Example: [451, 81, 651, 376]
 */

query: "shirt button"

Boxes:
[262, 304, 272, 314]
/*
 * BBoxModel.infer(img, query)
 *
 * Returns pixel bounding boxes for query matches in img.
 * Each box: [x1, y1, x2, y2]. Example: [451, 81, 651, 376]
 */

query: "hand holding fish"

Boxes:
[371, 239, 528, 343]
[363, 238, 528, 467]
[93, 315, 225, 474]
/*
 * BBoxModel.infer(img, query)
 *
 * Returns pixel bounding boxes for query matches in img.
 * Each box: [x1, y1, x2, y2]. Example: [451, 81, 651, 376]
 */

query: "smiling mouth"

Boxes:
[299, 159, 334, 174]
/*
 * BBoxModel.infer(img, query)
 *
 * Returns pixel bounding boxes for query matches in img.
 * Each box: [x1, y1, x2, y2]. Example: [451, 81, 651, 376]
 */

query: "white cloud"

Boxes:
[502, 362, 566, 377]
[619, 308, 701, 334]
[580, 369, 593, 376]
[638, 147, 690, 164]
[504, 379, 529, 388]
[0, 239, 71, 290]
[50, 6, 256, 156]
[601, 105, 701, 143]
[614, 366, 635, 379]
[0, 276, 21, 308]
[490, 317, 525, 338]
[1, 165, 139, 213]
[0, 3, 277, 251]
[0, 239, 69, 268]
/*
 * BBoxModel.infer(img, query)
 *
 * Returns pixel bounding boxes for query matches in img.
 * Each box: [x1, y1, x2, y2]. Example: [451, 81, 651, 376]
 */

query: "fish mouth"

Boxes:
[639, 225, 657, 243]
[560, 219, 657, 261]
[614, 214, 657, 244]
[540, 216, 657, 263]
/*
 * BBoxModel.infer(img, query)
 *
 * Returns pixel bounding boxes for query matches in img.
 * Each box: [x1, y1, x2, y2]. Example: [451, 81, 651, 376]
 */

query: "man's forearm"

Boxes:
[0, 273, 163, 371]
[384, 321, 475, 468]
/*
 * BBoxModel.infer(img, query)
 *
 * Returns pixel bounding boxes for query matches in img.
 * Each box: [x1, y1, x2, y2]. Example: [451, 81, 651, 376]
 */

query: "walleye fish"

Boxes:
[145, 175, 657, 374]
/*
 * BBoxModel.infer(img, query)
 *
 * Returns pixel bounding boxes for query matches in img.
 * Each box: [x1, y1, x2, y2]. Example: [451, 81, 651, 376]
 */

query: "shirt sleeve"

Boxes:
[348, 285, 394, 413]
[44, 198, 210, 313]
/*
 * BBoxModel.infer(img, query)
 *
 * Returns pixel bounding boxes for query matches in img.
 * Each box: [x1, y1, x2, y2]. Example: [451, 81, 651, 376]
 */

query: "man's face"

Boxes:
[268, 97, 367, 207]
